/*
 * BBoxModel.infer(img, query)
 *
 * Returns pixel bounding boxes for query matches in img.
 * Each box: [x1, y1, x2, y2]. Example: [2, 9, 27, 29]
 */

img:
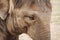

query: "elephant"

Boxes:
[0, 0, 52, 40]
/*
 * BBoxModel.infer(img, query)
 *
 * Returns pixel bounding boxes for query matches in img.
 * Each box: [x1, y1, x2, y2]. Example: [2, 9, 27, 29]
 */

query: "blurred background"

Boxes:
[51, 0, 60, 40]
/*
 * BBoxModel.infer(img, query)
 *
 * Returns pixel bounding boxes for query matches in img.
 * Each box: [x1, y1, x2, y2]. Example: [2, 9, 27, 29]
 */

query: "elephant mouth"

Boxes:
[12, 26, 28, 35]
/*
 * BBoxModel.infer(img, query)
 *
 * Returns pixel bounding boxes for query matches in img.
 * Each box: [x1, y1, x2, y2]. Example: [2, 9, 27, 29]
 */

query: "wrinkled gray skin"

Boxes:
[0, 0, 52, 40]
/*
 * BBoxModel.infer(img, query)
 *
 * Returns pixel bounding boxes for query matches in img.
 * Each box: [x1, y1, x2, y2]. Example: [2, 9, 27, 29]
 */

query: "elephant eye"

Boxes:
[29, 16, 34, 20]
[24, 15, 34, 20]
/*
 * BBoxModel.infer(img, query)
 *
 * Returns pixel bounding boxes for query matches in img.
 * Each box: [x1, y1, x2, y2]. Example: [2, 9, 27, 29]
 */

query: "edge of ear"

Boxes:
[0, 0, 9, 20]
[0, 13, 8, 20]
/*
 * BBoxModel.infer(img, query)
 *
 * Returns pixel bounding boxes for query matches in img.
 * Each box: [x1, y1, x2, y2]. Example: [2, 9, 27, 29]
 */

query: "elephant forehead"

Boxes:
[13, 8, 39, 17]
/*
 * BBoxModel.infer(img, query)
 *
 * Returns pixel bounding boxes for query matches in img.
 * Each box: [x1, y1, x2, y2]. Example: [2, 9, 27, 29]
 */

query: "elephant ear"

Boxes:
[0, 12, 8, 20]
[0, 0, 8, 20]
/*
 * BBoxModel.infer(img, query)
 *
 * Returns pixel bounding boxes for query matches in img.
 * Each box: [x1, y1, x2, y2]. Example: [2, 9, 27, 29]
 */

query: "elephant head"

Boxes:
[0, 0, 52, 40]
